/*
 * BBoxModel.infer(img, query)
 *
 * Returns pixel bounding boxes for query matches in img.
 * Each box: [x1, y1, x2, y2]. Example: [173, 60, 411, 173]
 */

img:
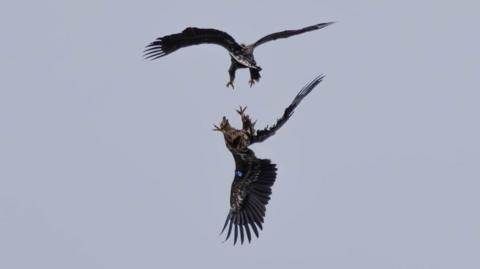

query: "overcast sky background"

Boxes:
[1, 0, 479, 268]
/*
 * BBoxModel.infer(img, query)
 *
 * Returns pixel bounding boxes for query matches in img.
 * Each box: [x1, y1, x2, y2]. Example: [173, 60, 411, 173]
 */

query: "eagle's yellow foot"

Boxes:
[248, 79, 256, 87]
[213, 116, 230, 132]
[226, 81, 235, 89]
[236, 106, 247, 116]
[236, 106, 256, 131]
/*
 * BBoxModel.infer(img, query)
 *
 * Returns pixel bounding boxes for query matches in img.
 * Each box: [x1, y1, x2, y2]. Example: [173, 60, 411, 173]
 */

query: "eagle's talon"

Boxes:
[249, 79, 256, 87]
[226, 81, 235, 89]
[236, 106, 247, 115]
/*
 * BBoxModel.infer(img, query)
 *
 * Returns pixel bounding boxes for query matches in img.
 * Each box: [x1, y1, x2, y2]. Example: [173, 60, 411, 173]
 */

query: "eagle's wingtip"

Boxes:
[312, 74, 326, 84]
[317, 21, 336, 28]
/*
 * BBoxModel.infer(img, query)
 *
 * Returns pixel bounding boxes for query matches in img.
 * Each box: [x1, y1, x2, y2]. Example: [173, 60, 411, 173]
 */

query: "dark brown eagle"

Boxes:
[213, 74, 325, 244]
[144, 23, 333, 88]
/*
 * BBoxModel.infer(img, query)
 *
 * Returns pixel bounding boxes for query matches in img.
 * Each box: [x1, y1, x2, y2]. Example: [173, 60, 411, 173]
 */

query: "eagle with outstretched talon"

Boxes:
[213, 74, 325, 245]
[144, 23, 333, 89]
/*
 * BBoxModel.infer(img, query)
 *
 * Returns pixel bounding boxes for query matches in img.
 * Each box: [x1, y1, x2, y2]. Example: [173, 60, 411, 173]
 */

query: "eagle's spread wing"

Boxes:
[252, 22, 334, 49]
[252, 74, 324, 144]
[144, 27, 242, 60]
[221, 149, 277, 245]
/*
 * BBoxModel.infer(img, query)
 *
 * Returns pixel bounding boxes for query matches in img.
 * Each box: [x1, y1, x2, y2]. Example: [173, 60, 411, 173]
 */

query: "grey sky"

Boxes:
[1, 0, 479, 268]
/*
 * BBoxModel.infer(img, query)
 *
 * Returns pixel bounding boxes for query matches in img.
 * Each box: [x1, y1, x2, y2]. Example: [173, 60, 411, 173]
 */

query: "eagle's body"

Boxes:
[214, 75, 324, 244]
[229, 45, 256, 69]
[144, 23, 333, 88]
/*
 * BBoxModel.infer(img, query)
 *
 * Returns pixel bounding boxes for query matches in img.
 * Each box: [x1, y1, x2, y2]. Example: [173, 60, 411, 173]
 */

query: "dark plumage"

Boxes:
[213, 74, 325, 244]
[144, 23, 333, 88]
